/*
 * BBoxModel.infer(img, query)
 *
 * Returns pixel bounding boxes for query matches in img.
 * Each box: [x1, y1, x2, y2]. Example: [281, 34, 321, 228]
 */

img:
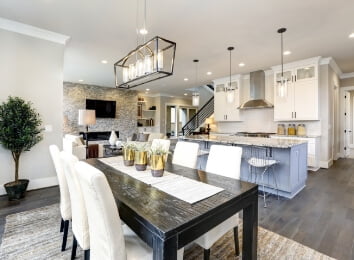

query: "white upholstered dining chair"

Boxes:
[172, 141, 200, 169]
[75, 161, 184, 260]
[194, 144, 243, 259]
[60, 152, 90, 260]
[49, 145, 71, 252]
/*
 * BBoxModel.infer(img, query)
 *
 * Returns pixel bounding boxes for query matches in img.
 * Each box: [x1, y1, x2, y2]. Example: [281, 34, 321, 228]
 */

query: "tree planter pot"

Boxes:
[4, 179, 29, 201]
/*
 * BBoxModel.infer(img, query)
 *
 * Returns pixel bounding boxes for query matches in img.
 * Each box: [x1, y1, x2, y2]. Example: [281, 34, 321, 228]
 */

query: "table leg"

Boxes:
[242, 194, 258, 260]
[153, 235, 178, 260]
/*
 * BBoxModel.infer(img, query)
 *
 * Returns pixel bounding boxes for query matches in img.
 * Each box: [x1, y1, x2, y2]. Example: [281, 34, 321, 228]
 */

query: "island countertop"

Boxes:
[181, 134, 307, 148]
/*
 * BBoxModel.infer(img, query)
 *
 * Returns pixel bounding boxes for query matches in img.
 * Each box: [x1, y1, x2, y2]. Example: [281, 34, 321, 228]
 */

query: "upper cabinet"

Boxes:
[272, 57, 320, 121]
[213, 76, 241, 122]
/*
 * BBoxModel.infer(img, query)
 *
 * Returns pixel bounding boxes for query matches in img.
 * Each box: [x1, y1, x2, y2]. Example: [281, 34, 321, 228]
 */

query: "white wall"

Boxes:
[0, 29, 65, 194]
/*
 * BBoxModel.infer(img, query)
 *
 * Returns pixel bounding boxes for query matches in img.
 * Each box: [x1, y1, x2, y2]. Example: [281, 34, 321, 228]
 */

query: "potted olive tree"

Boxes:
[0, 96, 43, 200]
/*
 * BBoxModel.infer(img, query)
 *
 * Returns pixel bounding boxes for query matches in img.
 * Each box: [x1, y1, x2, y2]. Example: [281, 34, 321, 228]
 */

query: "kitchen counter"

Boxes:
[181, 134, 308, 199]
[182, 134, 307, 148]
[270, 134, 321, 138]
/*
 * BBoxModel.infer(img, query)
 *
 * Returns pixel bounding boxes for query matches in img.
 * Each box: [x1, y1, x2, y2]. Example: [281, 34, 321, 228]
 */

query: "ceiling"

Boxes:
[0, 0, 353, 96]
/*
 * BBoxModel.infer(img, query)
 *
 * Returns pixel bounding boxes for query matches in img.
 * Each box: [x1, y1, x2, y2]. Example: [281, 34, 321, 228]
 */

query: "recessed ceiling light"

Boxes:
[184, 93, 188, 96]
[206, 71, 212, 75]
[349, 33, 354, 38]
[239, 63, 245, 67]
[184, 78, 189, 81]
[139, 28, 148, 35]
[78, 79, 84, 82]
[146, 88, 150, 91]
[283, 50, 291, 55]
[101, 60, 108, 64]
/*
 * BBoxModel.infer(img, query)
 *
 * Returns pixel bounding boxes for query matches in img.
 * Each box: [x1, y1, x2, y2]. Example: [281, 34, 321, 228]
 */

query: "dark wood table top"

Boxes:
[87, 157, 258, 239]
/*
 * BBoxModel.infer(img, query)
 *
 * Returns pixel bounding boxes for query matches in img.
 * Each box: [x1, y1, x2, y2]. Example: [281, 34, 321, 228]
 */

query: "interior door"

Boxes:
[345, 91, 354, 157]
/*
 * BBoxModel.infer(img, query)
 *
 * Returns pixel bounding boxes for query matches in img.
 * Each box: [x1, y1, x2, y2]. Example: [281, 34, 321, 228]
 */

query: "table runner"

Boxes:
[99, 156, 224, 204]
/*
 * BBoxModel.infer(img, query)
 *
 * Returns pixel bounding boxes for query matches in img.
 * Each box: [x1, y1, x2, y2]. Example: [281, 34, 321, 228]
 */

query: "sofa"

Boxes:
[126, 132, 167, 148]
[63, 134, 104, 160]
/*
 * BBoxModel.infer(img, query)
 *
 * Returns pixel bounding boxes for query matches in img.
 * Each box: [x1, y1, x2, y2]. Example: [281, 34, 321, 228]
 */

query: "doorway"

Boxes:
[177, 107, 198, 135]
[166, 105, 177, 137]
[340, 86, 354, 158]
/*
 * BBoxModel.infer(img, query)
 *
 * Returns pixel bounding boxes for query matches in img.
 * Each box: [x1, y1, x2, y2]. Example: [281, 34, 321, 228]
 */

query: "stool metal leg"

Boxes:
[272, 164, 279, 200]
[261, 167, 268, 208]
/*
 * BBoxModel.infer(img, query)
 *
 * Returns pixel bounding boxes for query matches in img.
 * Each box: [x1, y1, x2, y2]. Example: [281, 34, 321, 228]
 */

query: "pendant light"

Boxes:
[114, 0, 176, 89]
[192, 59, 200, 107]
[226, 46, 236, 103]
[277, 28, 288, 98]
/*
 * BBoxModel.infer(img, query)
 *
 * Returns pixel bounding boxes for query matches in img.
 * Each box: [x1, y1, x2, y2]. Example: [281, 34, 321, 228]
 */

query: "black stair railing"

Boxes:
[182, 96, 214, 136]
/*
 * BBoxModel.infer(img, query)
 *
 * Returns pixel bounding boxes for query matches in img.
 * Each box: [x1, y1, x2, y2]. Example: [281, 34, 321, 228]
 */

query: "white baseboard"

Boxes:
[0, 176, 58, 196]
[320, 159, 333, 169]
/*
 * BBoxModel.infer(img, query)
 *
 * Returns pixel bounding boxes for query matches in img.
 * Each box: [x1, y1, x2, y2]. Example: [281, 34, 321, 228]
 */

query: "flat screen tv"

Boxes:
[86, 99, 116, 118]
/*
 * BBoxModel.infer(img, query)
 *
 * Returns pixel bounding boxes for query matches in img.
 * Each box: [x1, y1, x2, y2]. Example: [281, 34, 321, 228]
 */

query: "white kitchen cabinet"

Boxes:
[272, 57, 320, 121]
[213, 77, 241, 122]
[270, 135, 320, 171]
[214, 84, 227, 121]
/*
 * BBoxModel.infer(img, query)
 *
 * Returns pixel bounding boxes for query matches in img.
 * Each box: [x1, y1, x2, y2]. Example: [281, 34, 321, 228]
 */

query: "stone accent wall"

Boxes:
[63, 82, 138, 140]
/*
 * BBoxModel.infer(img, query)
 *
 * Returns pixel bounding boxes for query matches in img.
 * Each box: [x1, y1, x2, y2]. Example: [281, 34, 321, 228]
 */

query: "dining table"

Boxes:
[87, 156, 258, 260]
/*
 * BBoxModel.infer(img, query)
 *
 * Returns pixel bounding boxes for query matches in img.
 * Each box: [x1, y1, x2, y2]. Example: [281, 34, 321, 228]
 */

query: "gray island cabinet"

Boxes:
[181, 135, 308, 199]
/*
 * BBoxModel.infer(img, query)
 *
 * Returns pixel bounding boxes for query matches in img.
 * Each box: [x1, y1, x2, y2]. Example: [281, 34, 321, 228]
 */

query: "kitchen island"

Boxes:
[181, 134, 308, 199]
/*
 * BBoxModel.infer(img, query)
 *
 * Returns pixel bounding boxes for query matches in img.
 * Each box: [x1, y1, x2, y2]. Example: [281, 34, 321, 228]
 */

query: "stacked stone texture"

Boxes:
[63, 82, 138, 141]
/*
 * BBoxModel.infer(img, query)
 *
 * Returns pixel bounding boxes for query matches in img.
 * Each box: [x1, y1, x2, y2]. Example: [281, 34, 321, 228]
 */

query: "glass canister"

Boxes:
[277, 124, 286, 135]
[288, 124, 296, 135]
[297, 124, 306, 136]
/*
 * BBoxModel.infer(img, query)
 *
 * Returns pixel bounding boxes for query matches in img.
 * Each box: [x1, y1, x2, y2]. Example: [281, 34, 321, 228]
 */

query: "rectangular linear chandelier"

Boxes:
[114, 36, 176, 89]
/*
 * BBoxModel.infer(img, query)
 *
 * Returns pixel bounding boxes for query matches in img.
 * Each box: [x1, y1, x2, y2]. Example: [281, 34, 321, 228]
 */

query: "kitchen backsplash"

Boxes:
[216, 108, 322, 135]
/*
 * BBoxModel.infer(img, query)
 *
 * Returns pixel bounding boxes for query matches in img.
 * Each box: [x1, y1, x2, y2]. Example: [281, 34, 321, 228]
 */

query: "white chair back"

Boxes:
[172, 141, 199, 169]
[60, 152, 90, 250]
[49, 145, 71, 221]
[206, 145, 242, 179]
[75, 161, 126, 260]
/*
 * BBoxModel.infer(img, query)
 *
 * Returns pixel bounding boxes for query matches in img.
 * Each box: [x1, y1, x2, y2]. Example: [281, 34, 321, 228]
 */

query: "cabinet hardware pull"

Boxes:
[295, 112, 296, 118]
[292, 112, 293, 118]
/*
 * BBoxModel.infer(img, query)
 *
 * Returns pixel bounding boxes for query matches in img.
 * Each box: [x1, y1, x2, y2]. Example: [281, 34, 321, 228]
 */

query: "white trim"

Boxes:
[0, 176, 58, 196]
[0, 17, 70, 45]
[340, 72, 354, 79]
[320, 159, 333, 169]
[320, 57, 343, 76]
[213, 74, 241, 84]
[271, 56, 322, 71]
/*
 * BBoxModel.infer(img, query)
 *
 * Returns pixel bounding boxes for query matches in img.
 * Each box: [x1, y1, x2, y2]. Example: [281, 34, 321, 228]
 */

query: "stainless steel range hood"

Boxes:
[238, 70, 274, 109]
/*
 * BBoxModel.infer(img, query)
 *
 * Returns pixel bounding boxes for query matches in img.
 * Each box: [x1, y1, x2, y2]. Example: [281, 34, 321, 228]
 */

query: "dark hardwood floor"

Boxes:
[0, 158, 354, 259]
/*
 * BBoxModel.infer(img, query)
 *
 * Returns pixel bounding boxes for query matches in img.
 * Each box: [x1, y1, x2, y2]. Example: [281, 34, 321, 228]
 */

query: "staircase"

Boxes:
[182, 85, 214, 136]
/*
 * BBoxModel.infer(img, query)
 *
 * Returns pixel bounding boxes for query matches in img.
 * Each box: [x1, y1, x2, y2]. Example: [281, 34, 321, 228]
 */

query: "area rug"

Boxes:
[0, 204, 335, 260]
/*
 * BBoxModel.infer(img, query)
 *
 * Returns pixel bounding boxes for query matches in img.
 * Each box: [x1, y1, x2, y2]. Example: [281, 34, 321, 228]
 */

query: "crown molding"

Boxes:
[320, 57, 343, 76]
[0, 17, 70, 45]
[340, 72, 354, 79]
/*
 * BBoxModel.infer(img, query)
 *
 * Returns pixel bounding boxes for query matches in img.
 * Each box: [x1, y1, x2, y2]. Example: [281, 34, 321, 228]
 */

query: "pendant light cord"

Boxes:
[281, 32, 284, 78]
[229, 49, 232, 89]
